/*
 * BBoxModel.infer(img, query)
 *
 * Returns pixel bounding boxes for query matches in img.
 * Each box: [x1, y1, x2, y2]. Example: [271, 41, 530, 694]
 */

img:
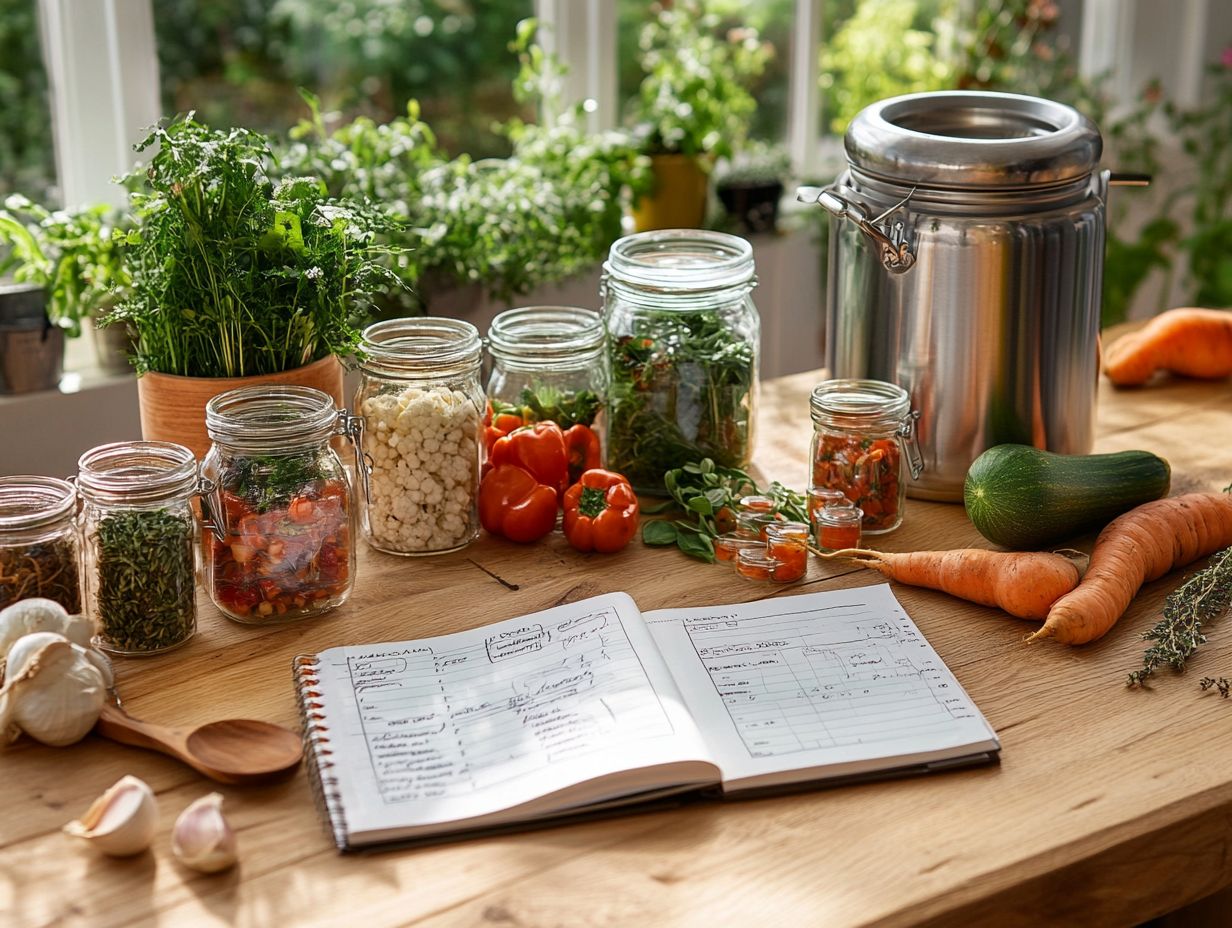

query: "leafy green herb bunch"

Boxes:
[112, 115, 402, 378]
[630, 0, 771, 159]
[0, 196, 130, 337]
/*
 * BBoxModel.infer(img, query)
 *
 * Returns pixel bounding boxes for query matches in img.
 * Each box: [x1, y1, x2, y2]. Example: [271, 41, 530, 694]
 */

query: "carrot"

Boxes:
[1029, 492, 1232, 645]
[1104, 307, 1232, 386]
[823, 547, 1083, 620]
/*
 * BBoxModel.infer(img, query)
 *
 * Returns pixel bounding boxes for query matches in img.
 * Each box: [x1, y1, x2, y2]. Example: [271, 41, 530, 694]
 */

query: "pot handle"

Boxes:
[796, 185, 916, 273]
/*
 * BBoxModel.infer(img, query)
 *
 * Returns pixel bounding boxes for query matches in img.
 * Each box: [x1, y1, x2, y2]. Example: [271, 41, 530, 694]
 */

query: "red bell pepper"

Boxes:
[488, 421, 570, 498]
[478, 464, 557, 543]
[563, 424, 602, 486]
[562, 469, 640, 554]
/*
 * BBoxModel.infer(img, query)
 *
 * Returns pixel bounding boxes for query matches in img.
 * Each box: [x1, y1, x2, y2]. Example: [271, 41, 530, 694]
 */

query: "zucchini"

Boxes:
[963, 444, 1171, 549]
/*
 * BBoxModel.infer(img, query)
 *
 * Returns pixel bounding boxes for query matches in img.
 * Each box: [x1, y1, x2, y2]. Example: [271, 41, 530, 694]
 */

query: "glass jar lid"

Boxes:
[0, 475, 76, 532]
[487, 306, 605, 366]
[604, 230, 755, 295]
[206, 385, 341, 454]
[77, 441, 199, 505]
[810, 379, 911, 431]
[359, 317, 482, 378]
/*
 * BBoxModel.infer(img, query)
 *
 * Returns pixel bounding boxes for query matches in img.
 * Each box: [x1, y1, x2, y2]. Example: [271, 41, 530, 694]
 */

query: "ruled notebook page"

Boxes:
[310, 592, 715, 845]
[645, 584, 1000, 792]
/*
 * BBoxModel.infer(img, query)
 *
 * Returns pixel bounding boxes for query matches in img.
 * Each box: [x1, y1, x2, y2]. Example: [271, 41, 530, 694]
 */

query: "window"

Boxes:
[0, 0, 57, 201]
[153, 0, 535, 158]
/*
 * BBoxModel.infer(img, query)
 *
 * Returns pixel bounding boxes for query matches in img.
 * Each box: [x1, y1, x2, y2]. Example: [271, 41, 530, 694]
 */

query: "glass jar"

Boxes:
[356, 318, 483, 556]
[809, 379, 923, 535]
[77, 441, 201, 655]
[602, 230, 760, 495]
[202, 386, 361, 624]
[0, 476, 81, 614]
[486, 306, 607, 453]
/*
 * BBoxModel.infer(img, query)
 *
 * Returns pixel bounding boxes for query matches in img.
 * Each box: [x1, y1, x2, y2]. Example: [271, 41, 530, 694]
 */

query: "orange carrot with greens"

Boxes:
[825, 547, 1083, 620]
[1104, 307, 1232, 386]
[1030, 492, 1232, 645]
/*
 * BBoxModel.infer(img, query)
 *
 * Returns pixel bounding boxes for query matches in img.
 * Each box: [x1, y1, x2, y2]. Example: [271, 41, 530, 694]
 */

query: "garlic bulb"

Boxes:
[172, 793, 238, 873]
[63, 774, 158, 856]
[0, 599, 94, 679]
[0, 632, 106, 746]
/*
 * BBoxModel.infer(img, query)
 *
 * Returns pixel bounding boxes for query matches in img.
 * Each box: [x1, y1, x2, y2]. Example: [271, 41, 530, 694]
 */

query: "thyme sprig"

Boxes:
[1127, 546, 1232, 688]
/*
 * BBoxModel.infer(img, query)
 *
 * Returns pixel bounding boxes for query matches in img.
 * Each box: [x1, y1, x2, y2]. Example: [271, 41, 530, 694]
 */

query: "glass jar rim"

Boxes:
[488, 306, 605, 363]
[360, 317, 482, 377]
[206, 385, 340, 453]
[815, 505, 864, 525]
[77, 441, 199, 504]
[0, 475, 76, 531]
[604, 229, 755, 295]
[810, 379, 910, 429]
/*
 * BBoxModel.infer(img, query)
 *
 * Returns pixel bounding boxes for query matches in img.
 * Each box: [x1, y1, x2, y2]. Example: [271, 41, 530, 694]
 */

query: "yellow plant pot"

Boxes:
[136, 355, 346, 460]
[632, 154, 711, 232]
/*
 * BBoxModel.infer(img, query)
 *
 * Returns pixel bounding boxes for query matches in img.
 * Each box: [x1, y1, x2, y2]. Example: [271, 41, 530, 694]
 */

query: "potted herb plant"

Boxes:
[0, 197, 132, 378]
[110, 116, 400, 458]
[628, 1, 770, 231]
[715, 141, 791, 235]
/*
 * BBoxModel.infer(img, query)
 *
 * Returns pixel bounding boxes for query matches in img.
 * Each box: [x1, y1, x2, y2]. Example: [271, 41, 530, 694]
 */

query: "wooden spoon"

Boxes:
[96, 703, 303, 785]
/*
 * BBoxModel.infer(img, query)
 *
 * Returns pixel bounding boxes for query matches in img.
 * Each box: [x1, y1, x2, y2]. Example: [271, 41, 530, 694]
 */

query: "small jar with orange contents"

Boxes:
[714, 534, 765, 566]
[814, 506, 863, 552]
[765, 521, 809, 582]
[736, 548, 779, 582]
[809, 379, 923, 534]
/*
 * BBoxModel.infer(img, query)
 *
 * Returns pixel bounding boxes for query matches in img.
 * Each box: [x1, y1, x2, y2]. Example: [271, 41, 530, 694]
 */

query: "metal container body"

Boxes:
[826, 172, 1106, 500]
[0, 284, 63, 394]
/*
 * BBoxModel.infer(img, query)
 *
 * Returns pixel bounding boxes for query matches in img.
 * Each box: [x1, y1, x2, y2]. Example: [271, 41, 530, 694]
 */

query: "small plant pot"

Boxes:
[0, 283, 63, 395]
[88, 312, 136, 375]
[632, 154, 711, 231]
[717, 180, 784, 234]
[136, 355, 346, 460]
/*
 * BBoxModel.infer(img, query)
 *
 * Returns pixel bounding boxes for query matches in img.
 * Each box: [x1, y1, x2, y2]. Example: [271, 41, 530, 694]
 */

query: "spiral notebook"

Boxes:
[293, 585, 999, 851]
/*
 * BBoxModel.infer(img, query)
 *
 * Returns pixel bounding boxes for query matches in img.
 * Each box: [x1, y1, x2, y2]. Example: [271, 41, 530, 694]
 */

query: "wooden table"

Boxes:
[4, 372, 1232, 928]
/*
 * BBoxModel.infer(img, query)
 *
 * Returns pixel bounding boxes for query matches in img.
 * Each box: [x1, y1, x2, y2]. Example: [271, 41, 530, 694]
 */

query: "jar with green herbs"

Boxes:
[202, 386, 363, 624]
[486, 306, 607, 473]
[356, 318, 484, 556]
[602, 230, 760, 495]
[77, 441, 201, 655]
[0, 476, 81, 614]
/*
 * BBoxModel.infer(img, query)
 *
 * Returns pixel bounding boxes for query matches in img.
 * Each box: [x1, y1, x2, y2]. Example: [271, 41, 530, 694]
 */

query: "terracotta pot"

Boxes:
[632, 154, 711, 232]
[136, 355, 346, 460]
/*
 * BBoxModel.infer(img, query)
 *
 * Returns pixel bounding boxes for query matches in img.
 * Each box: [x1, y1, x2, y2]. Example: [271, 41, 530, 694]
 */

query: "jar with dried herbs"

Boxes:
[77, 442, 202, 656]
[202, 386, 363, 624]
[0, 476, 81, 614]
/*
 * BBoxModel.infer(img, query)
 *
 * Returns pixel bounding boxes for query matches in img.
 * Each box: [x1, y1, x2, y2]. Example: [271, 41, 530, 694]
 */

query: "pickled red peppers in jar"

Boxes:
[808, 379, 922, 535]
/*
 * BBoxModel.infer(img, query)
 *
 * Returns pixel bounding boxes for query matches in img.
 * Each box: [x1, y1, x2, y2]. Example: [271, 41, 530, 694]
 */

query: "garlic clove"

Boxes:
[63, 774, 158, 856]
[171, 792, 237, 873]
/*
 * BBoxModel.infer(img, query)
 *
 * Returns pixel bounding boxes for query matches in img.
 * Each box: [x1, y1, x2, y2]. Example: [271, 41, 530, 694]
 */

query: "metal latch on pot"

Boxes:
[898, 410, 924, 479]
[796, 186, 916, 274]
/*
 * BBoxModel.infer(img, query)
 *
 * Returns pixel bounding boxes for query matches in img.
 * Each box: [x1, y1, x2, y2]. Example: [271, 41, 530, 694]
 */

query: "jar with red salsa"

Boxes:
[808, 379, 922, 534]
[201, 386, 364, 624]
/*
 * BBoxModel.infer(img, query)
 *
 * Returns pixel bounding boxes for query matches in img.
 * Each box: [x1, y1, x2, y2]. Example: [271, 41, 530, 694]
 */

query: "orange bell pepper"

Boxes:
[489, 421, 570, 498]
[562, 469, 640, 554]
[478, 464, 557, 543]
[563, 424, 602, 485]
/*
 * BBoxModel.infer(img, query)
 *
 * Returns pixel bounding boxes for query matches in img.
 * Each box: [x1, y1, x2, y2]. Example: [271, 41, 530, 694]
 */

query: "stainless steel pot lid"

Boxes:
[845, 90, 1101, 189]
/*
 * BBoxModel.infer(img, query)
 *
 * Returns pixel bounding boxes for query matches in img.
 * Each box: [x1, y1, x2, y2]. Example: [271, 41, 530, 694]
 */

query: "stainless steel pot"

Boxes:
[799, 90, 1147, 501]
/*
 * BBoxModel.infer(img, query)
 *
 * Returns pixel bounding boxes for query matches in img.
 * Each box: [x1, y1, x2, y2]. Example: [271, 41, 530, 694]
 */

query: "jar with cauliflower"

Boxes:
[356, 319, 483, 555]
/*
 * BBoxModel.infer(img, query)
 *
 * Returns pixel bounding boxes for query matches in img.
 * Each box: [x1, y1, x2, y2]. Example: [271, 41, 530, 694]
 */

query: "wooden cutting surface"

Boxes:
[3, 370, 1231, 928]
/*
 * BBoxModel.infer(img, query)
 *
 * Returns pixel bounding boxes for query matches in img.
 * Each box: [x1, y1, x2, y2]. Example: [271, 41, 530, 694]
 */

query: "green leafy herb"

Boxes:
[492, 385, 602, 430]
[0, 538, 80, 614]
[222, 451, 321, 513]
[607, 310, 756, 494]
[94, 509, 195, 653]
[1200, 677, 1231, 699]
[1127, 546, 1232, 687]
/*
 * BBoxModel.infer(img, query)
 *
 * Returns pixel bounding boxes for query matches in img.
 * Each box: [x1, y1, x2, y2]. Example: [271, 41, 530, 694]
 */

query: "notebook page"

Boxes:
[312, 592, 715, 841]
[645, 584, 999, 789]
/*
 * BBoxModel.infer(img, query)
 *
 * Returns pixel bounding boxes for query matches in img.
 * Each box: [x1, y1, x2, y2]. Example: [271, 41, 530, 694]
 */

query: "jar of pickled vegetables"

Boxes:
[603, 230, 760, 495]
[356, 318, 484, 556]
[77, 441, 201, 655]
[809, 379, 923, 534]
[486, 306, 607, 456]
[0, 476, 81, 614]
[202, 386, 363, 624]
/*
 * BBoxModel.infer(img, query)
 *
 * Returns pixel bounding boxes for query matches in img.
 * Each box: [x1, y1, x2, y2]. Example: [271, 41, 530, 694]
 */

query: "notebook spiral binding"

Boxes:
[293, 655, 350, 852]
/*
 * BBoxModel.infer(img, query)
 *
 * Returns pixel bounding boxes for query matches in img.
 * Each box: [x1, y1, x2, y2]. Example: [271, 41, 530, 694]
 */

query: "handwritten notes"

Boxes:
[678, 599, 979, 759]
[337, 606, 675, 804]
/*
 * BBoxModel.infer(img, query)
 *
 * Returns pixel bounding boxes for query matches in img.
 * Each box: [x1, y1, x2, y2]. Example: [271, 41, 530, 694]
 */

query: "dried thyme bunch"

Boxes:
[1127, 546, 1232, 687]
